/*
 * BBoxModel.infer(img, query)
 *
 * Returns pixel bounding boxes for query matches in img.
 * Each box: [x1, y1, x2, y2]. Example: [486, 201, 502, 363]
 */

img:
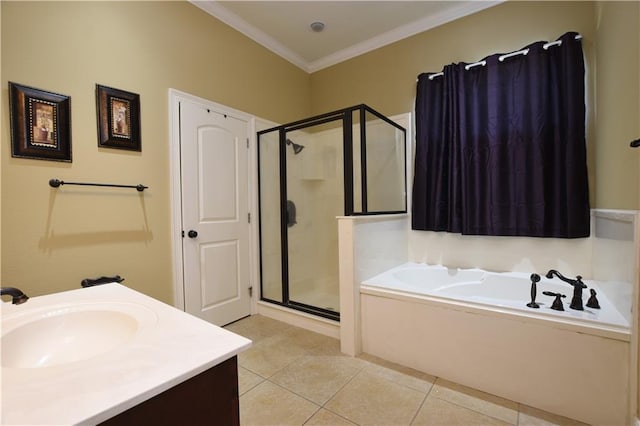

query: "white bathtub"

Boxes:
[359, 262, 631, 425]
[362, 262, 630, 331]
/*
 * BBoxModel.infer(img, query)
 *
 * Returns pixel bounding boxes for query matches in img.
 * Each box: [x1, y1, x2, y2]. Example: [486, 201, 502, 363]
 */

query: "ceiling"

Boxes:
[190, 1, 502, 73]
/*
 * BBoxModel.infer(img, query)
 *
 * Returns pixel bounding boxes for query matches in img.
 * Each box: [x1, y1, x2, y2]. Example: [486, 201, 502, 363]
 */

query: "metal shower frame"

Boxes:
[257, 104, 407, 321]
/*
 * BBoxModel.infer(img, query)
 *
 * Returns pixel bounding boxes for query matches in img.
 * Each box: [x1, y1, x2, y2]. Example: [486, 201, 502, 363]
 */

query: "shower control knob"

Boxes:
[187, 230, 198, 239]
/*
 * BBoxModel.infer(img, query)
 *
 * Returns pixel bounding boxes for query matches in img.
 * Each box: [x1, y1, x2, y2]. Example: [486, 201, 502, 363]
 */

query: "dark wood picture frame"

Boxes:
[8, 82, 72, 162]
[96, 84, 141, 151]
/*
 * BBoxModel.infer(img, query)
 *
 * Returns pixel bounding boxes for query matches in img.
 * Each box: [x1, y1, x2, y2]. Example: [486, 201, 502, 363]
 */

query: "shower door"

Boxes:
[285, 122, 343, 317]
[258, 114, 344, 321]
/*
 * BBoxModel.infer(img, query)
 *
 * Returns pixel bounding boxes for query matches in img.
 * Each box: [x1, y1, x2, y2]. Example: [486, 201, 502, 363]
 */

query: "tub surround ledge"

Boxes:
[337, 214, 409, 355]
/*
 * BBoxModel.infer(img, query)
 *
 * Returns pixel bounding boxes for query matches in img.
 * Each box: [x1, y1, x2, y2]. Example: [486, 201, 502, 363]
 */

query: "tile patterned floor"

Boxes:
[224, 315, 588, 426]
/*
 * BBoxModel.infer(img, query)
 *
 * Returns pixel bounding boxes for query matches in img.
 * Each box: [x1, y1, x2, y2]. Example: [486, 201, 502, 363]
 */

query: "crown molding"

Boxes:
[190, 0, 311, 71]
[307, 1, 504, 73]
[190, 0, 504, 74]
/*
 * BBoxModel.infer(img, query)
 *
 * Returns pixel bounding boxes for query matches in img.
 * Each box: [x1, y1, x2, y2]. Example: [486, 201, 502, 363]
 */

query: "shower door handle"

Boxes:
[187, 230, 198, 239]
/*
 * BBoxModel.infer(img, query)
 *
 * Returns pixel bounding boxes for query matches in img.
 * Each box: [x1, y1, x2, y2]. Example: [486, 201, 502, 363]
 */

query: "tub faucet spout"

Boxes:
[1, 287, 29, 304]
[545, 270, 586, 311]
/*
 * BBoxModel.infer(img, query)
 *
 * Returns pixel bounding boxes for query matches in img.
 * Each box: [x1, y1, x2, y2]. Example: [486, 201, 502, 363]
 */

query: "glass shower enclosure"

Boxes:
[258, 105, 406, 321]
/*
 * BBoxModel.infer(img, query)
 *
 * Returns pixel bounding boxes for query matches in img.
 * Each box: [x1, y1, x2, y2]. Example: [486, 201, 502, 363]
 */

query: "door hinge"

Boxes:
[249, 286, 253, 297]
[248, 212, 251, 223]
[181, 230, 184, 238]
[247, 138, 250, 148]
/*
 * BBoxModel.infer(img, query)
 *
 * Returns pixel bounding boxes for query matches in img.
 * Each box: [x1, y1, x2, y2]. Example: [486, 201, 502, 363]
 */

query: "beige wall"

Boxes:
[595, 1, 640, 209]
[1, 1, 310, 302]
[1, 2, 3, 285]
[311, 1, 640, 211]
[311, 2, 595, 115]
[592, 2, 640, 417]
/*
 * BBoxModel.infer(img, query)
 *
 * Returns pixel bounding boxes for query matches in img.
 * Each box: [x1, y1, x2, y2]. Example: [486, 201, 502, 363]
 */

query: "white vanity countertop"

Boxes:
[1, 283, 252, 425]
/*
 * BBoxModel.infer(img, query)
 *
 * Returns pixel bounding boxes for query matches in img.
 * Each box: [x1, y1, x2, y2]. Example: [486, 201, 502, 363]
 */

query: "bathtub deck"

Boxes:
[362, 262, 631, 332]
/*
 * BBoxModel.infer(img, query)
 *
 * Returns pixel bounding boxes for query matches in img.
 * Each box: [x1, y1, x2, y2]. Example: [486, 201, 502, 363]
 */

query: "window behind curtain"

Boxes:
[412, 32, 590, 238]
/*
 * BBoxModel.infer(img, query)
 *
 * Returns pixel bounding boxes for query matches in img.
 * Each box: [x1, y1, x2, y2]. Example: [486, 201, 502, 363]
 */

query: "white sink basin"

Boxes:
[2, 302, 157, 368]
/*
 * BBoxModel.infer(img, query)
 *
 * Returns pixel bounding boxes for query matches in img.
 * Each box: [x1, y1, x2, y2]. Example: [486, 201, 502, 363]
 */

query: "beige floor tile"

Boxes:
[283, 327, 341, 353]
[430, 379, 518, 424]
[307, 336, 343, 356]
[225, 314, 293, 343]
[270, 354, 363, 405]
[412, 396, 512, 426]
[517, 405, 590, 426]
[240, 380, 320, 426]
[238, 366, 264, 396]
[305, 408, 357, 425]
[325, 370, 426, 425]
[359, 353, 436, 393]
[238, 333, 309, 378]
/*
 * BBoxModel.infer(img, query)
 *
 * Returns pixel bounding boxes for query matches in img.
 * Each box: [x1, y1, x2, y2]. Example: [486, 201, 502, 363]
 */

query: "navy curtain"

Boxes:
[412, 32, 590, 238]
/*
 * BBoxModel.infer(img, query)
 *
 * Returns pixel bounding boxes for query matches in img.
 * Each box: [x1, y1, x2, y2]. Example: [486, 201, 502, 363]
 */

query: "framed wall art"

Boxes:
[8, 82, 72, 162]
[96, 84, 141, 151]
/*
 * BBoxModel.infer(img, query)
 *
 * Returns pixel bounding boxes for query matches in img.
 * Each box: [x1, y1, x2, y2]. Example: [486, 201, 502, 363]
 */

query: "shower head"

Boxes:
[286, 138, 305, 155]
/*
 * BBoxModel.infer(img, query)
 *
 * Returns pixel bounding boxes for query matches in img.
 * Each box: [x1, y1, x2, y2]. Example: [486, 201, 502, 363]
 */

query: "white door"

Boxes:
[180, 99, 251, 326]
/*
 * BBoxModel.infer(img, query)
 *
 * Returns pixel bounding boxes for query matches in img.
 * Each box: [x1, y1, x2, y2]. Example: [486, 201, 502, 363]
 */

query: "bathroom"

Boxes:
[2, 1, 639, 425]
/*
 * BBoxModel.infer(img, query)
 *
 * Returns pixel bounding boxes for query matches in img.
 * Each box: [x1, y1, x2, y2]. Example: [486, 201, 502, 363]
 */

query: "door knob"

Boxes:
[187, 230, 198, 239]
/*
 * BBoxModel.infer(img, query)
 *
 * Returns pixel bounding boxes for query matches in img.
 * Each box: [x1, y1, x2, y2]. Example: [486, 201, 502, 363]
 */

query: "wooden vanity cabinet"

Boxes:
[100, 356, 239, 426]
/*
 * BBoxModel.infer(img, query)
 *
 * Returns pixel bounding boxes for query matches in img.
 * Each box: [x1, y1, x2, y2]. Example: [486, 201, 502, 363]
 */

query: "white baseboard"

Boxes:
[256, 301, 340, 339]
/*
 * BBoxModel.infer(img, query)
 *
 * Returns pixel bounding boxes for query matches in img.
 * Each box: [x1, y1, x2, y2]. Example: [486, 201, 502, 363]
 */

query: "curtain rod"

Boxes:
[425, 33, 582, 81]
